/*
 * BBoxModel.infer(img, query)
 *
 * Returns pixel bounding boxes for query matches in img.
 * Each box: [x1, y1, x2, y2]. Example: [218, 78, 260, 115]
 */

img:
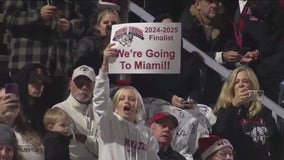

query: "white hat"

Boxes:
[72, 65, 96, 81]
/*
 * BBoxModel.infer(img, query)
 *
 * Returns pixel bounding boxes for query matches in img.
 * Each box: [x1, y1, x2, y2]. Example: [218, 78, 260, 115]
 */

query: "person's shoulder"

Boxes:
[43, 131, 62, 140]
[172, 149, 186, 160]
[44, 131, 71, 142]
[51, 99, 70, 111]
[180, 5, 196, 23]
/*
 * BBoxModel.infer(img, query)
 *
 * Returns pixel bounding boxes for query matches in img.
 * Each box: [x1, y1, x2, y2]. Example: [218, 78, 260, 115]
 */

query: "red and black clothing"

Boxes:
[232, 0, 284, 102]
[180, 4, 238, 105]
[213, 105, 282, 160]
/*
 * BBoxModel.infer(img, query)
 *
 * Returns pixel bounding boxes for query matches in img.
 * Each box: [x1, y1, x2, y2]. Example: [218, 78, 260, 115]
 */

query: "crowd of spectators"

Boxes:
[1, 0, 284, 160]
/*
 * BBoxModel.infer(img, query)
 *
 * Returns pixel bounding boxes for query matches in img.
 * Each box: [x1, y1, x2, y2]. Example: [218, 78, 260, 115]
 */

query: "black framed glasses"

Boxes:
[214, 149, 234, 160]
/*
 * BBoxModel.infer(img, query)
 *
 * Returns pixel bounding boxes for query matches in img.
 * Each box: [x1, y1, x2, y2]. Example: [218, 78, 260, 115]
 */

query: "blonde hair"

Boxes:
[43, 108, 68, 130]
[0, 87, 39, 158]
[14, 111, 43, 153]
[96, 8, 121, 26]
[214, 66, 262, 118]
[112, 86, 145, 123]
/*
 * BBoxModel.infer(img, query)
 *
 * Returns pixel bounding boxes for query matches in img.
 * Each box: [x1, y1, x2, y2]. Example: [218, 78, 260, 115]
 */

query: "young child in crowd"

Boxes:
[0, 123, 23, 160]
[93, 43, 160, 160]
[43, 107, 72, 160]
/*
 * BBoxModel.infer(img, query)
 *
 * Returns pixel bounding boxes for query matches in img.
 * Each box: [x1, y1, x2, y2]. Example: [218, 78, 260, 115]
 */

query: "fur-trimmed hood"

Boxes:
[189, 5, 224, 40]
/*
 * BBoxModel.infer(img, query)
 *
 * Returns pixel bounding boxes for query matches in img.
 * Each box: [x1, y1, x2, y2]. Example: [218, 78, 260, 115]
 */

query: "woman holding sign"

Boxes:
[93, 43, 160, 160]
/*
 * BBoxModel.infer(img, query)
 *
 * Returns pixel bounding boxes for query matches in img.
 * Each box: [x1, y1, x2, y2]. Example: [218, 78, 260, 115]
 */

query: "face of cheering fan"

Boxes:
[114, 88, 138, 123]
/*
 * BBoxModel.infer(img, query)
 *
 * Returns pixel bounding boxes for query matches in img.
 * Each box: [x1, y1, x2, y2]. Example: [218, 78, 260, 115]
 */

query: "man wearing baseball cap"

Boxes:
[52, 64, 103, 160]
[149, 112, 186, 160]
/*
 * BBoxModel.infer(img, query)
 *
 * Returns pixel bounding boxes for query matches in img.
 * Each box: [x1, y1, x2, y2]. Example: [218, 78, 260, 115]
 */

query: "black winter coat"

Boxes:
[44, 131, 72, 160]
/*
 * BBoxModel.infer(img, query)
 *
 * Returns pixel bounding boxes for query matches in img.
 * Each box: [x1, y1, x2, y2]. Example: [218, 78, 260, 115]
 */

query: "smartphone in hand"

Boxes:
[248, 90, 264, 101]
[5, 83, 19, 98]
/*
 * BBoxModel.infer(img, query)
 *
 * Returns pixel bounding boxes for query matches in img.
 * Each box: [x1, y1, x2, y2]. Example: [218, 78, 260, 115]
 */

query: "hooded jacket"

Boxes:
[12, 63, 50, 137]
[93, 71, 160, 160]
[44, 131, 72, 160]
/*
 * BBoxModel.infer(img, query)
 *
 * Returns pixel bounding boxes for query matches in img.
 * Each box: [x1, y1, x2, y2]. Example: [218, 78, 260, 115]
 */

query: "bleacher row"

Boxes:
[1, 0, 284, 119]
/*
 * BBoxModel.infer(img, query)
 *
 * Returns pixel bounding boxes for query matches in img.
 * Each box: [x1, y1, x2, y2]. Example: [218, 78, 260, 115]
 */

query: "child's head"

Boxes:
[0, 123, 17, 160]
[43, 108, 70, 135]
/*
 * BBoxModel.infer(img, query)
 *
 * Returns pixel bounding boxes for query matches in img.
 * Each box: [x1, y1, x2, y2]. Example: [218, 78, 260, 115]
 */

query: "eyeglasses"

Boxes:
[73, 77, 93, 89]
[215, 151, 234, 160]
[214, 149, 234, 159]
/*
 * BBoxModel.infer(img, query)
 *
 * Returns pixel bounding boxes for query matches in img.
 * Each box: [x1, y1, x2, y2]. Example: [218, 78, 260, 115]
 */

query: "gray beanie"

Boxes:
[0, 123, 17, 148]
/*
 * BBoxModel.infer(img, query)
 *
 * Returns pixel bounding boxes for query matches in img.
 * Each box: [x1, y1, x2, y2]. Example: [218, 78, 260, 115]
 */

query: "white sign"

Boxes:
[109, 23, 181, 74]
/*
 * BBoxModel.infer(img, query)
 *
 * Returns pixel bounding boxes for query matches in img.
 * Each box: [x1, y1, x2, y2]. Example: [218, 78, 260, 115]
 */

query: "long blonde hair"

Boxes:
[96, 8, 121, 27]
[14, 111, 43, 153]
[112, 86, 145, 124]
[214, 66, 262, 118]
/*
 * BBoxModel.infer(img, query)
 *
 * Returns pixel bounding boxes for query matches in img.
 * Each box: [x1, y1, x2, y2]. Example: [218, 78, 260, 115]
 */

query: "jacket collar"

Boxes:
[67, 94, 92, 114]
[189, 5, 223, 40]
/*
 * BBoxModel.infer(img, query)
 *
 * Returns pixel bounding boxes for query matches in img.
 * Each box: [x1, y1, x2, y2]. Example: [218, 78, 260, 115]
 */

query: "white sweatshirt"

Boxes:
[52, 72, 105, 160]
[93, 72, 160, 160]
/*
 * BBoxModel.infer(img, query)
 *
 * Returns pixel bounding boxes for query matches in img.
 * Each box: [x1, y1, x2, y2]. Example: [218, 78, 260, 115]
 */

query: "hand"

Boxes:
[222, 51, 242, 63]
[75, 133, 87, 144]
[56, 18, 70, 32]
[40, 5, 57, 20]
[0, 94, 19, 115]
[231, 87, 251, 107]
[100, 43, 118, 73]
[171, 95, 184, 108]
[240, 50, 259, 64]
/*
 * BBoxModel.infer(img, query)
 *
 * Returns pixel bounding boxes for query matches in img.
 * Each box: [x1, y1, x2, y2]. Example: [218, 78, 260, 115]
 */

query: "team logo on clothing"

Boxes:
[113, 26, 144, 47]
[241, 118, 268, 145]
